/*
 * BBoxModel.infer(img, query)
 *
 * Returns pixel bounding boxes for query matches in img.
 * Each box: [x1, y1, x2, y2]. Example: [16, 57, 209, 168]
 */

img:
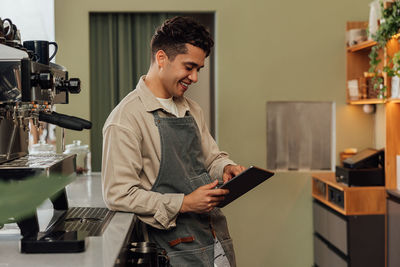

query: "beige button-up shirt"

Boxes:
[102, 77, 235, 230]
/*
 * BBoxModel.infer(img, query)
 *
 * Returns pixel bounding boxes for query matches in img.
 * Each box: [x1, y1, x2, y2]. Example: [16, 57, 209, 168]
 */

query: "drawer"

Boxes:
[314, 235, 348, 267]
[313, 201, 347, 254]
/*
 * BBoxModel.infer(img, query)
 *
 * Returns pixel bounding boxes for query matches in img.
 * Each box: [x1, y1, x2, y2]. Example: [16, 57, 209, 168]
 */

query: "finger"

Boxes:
[202, 203, 214, 213]
[232, 169, 241, 176]
[232, 165, 247, 176]
[209, 188, 229, 196]
[202, 179, 219, 189]
[209, 196, 225, 203]
[222, 173, 232, 183]
[232, 166, 245, 175]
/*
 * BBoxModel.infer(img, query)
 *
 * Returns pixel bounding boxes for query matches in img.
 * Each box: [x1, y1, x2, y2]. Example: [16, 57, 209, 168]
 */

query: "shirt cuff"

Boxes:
[213, 159, 236, 183]
[153, 193, 184, 229]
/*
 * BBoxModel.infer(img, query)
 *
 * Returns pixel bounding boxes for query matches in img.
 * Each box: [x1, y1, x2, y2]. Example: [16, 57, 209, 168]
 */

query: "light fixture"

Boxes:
[362, 104, 376, 114]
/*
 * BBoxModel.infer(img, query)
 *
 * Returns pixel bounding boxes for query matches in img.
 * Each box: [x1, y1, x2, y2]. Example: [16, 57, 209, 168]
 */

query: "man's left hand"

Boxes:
[222, 164, 246, 183]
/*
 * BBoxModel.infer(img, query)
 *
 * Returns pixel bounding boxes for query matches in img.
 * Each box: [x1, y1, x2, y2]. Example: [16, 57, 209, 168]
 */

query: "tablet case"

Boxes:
[217, 166, 275, 208]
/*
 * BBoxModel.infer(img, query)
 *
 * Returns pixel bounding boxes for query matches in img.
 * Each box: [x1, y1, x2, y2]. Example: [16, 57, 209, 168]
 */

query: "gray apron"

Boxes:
[147, 110, 236, 267]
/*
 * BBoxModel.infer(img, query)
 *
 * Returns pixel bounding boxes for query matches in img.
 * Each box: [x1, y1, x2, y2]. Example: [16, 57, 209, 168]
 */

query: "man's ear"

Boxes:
[155, 50, 168, 68]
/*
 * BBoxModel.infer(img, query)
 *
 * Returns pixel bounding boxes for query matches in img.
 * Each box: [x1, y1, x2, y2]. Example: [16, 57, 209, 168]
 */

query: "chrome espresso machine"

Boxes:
[0, 18, 88, 173]
[0, 43, 85, 175]
[0, 19, 112, 253]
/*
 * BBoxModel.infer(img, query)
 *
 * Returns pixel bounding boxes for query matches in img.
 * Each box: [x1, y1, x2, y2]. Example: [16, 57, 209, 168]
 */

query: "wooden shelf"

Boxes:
[348, 98, 400, 105]
[312, 172, 386, 215]
[348, 98, 385, 105]
[363, 72, 383, 78]
[347, 40, 377, 53]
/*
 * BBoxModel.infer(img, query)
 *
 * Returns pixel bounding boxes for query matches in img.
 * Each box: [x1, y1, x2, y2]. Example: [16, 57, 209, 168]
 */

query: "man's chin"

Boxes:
[174, 89, 186, 98]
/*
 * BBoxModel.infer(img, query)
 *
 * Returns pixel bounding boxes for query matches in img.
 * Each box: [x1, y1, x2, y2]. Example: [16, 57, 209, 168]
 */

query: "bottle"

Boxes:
[63, 140, 92, 175]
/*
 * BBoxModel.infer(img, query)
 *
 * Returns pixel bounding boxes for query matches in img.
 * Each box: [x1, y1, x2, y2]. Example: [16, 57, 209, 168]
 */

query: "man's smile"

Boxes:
[179, 81, 190, 90]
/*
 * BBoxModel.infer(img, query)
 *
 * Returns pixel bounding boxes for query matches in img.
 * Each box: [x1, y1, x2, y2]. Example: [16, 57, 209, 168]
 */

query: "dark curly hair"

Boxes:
[150, 16, 214, 62]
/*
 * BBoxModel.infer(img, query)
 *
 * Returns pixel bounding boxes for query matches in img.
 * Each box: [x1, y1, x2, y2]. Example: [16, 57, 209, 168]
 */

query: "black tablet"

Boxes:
[217, 166, 275, 208]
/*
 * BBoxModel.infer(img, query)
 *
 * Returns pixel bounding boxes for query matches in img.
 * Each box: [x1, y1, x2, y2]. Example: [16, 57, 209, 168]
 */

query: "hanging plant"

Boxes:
[369, 0, 400, 97]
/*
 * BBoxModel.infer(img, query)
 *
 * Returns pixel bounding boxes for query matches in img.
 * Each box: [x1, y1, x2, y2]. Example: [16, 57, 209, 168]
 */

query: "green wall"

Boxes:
[55, 0, 374, 266]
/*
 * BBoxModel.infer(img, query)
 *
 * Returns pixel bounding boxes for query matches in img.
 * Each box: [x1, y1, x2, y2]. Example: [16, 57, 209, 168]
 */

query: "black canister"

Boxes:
[23, 40, 58, 65]
[129, 242, 159, 267]
[128, 242, 170, 267]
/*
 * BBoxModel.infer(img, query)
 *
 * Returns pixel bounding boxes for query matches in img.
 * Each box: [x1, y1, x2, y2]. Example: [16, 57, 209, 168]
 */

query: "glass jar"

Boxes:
[29, 140, 56, 155]
[63, 140, 91, 175]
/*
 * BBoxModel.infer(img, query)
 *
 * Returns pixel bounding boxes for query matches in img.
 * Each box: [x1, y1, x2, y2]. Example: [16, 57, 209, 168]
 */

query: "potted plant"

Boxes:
[369, 0, 400, 97]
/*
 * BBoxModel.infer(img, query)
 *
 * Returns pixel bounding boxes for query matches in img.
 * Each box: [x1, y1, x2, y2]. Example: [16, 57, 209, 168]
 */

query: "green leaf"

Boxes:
[0, 174, 76, 225]
[368, 0, 400, 89]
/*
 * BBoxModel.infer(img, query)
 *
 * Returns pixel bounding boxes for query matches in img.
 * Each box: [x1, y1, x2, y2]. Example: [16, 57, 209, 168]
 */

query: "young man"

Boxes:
[102, 16, 245, 266]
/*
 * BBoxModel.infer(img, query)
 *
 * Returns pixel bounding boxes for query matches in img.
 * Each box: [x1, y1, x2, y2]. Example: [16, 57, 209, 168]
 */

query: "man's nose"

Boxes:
[189, 70, 198, 83]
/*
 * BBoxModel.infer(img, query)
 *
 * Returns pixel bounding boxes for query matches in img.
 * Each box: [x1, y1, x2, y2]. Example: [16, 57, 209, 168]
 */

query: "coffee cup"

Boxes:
[23, 40, 58, 65]
[1, 18, 14, 41]
[0, 18, 13, 43]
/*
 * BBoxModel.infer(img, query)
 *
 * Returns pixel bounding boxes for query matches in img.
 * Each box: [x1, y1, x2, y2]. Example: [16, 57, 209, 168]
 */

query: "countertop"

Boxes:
[387, 189, 400, 200]
[0, 173, 136, 267]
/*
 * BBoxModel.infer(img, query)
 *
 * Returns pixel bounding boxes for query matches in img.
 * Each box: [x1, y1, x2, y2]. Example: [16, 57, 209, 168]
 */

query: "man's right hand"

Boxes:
[180, 180, 229, 213]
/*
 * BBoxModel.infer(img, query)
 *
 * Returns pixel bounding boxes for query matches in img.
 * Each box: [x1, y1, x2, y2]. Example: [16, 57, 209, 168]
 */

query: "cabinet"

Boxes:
[312, 173, 386, 267]
[313, 200, 385, 267]
[387, 190, 400, 267]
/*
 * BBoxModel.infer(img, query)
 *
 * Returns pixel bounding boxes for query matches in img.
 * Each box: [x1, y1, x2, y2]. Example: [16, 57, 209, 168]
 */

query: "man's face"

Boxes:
[158, 44, 206, 98]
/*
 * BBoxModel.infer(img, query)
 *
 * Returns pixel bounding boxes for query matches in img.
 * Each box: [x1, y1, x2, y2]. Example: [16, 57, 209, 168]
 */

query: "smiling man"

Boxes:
[102, 16, 245, 267]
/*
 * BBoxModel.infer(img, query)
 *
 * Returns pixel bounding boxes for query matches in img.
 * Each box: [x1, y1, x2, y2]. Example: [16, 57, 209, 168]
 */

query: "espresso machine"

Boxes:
[0, 47, 85, 175]
[0, 18, 108, 253]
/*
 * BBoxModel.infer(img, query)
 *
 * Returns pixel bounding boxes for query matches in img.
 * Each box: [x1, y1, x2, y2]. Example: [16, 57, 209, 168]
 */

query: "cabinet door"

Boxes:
[313, 201, 348, 254]
[314, 235, 348, 267]
[388, 198, 400, 267]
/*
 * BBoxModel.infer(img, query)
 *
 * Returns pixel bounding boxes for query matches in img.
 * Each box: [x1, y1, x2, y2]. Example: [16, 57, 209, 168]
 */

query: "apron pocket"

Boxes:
[167, 244, 214, 267]
[188, 173, 212, 191]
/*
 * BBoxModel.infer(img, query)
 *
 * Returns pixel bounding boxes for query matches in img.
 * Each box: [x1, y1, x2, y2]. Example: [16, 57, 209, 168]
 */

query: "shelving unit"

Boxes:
[346, 22, 388, 103]
[346, 22, 400, 190]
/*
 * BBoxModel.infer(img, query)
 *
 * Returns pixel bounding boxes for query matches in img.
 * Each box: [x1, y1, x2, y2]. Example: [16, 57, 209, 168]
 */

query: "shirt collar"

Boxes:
[137, 76, 190, 114]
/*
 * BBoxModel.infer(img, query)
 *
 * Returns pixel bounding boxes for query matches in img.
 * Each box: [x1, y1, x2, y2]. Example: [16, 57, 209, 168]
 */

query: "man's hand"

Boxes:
[222, 164, 246, 183]
[180, 180, 229, 214]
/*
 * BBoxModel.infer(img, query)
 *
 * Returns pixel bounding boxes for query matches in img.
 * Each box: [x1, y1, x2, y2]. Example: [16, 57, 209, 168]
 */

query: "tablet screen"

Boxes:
[217, 166, 274, 208]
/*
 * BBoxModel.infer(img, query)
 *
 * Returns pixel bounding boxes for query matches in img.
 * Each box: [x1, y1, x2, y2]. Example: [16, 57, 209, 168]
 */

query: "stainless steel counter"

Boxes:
[0, 173, 136, 267]
[387, 189, 400, 200]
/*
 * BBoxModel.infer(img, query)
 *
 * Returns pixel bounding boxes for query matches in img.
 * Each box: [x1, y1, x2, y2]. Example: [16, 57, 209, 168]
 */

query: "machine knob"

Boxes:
[56, 78, 81, 94]
[31, 72, 53, 89]
[67, 78, 81, 94]
[38, 73, 53, 89]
